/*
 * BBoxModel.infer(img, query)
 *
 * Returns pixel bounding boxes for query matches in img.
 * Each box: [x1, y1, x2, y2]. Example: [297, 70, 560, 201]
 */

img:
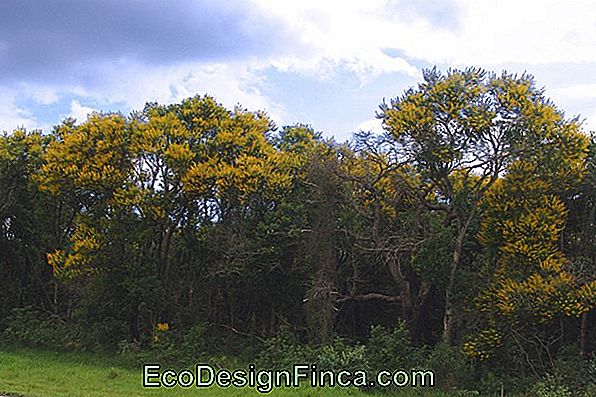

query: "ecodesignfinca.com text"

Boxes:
[143, 363, 435, 393]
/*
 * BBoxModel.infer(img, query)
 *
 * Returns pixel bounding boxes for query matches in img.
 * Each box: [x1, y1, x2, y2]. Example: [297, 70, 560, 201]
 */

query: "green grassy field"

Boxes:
[0, 347, 458, 397]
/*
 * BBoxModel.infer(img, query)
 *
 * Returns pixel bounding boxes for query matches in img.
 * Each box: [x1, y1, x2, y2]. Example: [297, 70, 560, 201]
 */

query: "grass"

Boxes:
[0, 346, 459, 397]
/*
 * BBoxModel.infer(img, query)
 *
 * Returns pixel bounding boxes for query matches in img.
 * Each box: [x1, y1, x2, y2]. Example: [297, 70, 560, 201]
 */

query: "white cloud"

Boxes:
[3, 1, 596, 133]
[253, 0, 422, 80]
[252, 0, 596, 70]
[79, 60, 288, 124]
[441, 0, 596, 66]
[3, 59, 287, 130]
[69, 100, 98, 123]
[249, 0, 596, 127]
[0, 88, 42, 132]
[584, 110, 596, 132]
[356, 118, 383, 134]
[21, 85, 60, 105]
[550, 84, 596, 102]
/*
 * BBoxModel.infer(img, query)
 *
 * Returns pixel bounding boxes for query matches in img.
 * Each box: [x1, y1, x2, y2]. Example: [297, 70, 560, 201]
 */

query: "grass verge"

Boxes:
[0, 346, 460, 397]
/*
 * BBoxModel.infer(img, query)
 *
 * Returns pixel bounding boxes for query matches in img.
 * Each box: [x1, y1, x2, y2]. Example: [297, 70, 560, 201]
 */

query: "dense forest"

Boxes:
[1, 68, 595, 395]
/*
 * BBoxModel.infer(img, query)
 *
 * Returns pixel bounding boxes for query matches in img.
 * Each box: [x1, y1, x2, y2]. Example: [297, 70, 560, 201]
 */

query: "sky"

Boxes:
[1, 0, 596, 141]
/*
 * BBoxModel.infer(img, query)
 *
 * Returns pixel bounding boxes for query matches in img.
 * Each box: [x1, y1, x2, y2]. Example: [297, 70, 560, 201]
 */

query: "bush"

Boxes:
[473, 370, 507, 397]
[116, 322, 180, 366]
[366, 323, 419, 373]
[116, 339, 155, 366]
[549, 346, 596, 394]
[531, 374, 572, 397]
[519, 346, 596, 397]
[257, 327, 371, 373]
[257, 326, 313, 368]
[178, 323, 209, 360]
[79, 316, 128, 351]
[424, 342, 474, 391]
[1, 306, 129, 352]
[317, 338, 368, 372]
[1, 306, 75, 349]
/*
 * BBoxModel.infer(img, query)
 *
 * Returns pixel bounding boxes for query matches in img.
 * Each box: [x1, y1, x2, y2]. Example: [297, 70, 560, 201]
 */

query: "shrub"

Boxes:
[117, 339, 155, 366]
[531, 374, 572, 397]
[526, 348, 596, 397]
[178, 323, 209, 361]
[424, 342, 474, 391]
[79, 316, 128, 351]
[365, 323, 419, 373]
[550, 346, 596, 394]
[1, 306, 129, 352]
[1, 306, 75, 348]
[257, 326, 313, 368]
[317, 338, 368, 372]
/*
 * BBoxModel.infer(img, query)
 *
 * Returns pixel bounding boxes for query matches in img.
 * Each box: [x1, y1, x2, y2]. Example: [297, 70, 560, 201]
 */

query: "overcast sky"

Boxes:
[1, 0, 596, 140]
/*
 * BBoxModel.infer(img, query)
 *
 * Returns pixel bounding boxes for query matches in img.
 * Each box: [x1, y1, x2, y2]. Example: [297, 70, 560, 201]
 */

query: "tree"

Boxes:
[0, 129, 58, 318]
[563, 139, 596, 356]
[38, 97, 304, 342]
[377, 67, 589, 344]
[336, 132, 435, 341]
[465, 158, 594, 368]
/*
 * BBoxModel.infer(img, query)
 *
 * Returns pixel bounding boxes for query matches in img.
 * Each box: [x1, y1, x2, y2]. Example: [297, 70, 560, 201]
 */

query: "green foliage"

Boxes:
[547, 347, 596, 395]
[0, 72, 594, 395]
[116, 327, 185, 367]
[257, 329, 370, 373]
[366, 323, 419, 372]
[257, 327, 314, 368]
[1, 306, 128, 352]
[258, 322, 424, 387]
[424, 343, 474, 391]
[316, 339, 368, 372]
[412, 217, 455, 289]
[178, 323, 209, 359]
[531, 375, 572, 397]
[1, 307, 75, 349]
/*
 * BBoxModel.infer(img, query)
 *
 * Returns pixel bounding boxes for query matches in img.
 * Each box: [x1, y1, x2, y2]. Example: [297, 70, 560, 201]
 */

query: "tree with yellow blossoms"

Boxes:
[378, 67, 590, 345]
[37, 96, 302, 341]
[464, 154, 594, 369]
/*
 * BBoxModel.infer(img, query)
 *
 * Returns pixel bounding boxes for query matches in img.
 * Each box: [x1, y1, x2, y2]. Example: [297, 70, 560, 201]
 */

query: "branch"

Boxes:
[336, 293, 401, 303]
[218, 323, 265, 343]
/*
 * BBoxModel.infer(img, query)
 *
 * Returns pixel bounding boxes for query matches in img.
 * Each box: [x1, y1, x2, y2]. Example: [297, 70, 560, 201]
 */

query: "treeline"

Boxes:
[1, 68, 595, 393]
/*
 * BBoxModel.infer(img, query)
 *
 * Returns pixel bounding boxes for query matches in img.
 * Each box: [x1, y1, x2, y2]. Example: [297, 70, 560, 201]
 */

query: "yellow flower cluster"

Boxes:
[463, 328, 502, 361]
[153, 322, 170, 343]
[156, 322, 170, 332]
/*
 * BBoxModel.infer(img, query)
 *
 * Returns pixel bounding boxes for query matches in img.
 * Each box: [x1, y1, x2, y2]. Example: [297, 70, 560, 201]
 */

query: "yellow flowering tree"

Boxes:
[378, 67, 590, 346]
[37, 96, 304, 342]
[465, 157, 594, 367]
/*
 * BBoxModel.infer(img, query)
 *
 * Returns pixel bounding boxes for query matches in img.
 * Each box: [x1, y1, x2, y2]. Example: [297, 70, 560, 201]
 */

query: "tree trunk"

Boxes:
[442, 211, 474, 345]
[442, 236, 462, 344]
[303, 159, 339, 345]
[386, 255, 414, 322]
